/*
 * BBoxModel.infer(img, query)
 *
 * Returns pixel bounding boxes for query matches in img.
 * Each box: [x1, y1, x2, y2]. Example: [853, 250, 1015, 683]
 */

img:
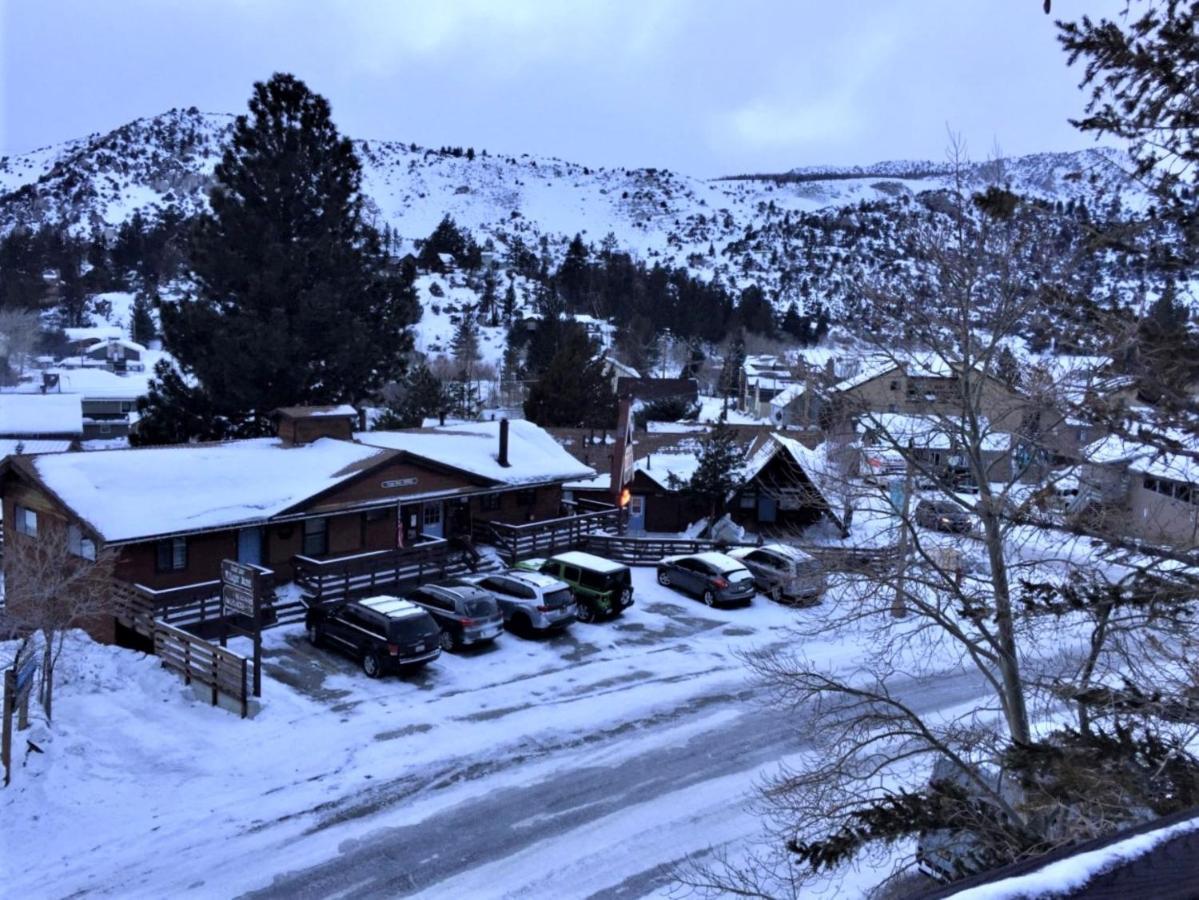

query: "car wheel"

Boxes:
[575, 600, 595, 624]
[657, 569, 671, 586]
[510, 613, 532, 636]
[306, 623, 322, 646]
[439, 630, 456, 652]
[702, 590, 716, 607]
[362, 651, 384, 679]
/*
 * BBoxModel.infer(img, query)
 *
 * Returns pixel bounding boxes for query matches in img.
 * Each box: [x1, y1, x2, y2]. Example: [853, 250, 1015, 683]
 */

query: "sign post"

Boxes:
[220, 559, 271, 698]
[2, 652, 38, 787]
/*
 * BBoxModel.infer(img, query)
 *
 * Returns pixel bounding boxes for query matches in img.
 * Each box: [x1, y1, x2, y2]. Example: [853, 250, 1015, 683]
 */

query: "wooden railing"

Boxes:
[475, 508, 622, 565]
[153, 621, 254, 718]
[584, 534, 744, 564]
[583, 534, 901, 573]
[112, 576, 279, 640]
[292, 537, 471, 605]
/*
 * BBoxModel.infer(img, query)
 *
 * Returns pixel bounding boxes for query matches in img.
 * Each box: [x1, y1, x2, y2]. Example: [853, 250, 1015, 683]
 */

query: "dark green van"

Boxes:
[516, 551, 634, 623]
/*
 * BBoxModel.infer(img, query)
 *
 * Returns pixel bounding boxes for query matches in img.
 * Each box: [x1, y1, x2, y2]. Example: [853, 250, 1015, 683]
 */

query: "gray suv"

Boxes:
[727, 543, 827, 605]
[455, 570, 576, 635]
[406, 583, 504, 652]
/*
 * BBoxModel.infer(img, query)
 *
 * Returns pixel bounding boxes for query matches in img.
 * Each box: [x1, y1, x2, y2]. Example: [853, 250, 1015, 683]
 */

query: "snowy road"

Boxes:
[245, 667, 990, 899]
[4, 567, 1000, 900]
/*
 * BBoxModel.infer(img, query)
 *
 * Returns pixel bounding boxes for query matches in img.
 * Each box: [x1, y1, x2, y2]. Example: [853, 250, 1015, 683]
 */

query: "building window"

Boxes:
[156, 536, 187, 572]
[363, 507, 388, 523]
[479, 493, 502, 512]
[889, 380, 899, 391]
[302, 517, 329, 556]
[423, 503, 442, 527]
[68, 524, 96, 561]
[515, 489, 536, 508]
[14, 505, 38, 537]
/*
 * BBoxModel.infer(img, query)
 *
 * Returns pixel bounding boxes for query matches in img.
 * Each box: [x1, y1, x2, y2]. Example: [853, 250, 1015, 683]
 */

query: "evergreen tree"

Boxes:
[557, 233, 590, 309]
[375, 362, 449, 429]
[523, 327, 615, 427]
[687, 423, 744, 529]
[718, 334, 747, 398]
[502, 280, 517, 322]
[130, 292, 156, 346]
[481, 269, 499, 326]
[451, 309, 482, 378]
[133, 73, 418, 444]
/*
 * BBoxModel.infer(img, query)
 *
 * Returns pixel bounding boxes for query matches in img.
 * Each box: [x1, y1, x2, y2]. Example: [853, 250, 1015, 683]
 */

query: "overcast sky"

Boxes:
[1, 0, 1126, 176]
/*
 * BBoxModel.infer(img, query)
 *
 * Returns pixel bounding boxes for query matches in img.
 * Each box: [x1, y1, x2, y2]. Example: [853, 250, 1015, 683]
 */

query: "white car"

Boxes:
[727, 543, 827, 605]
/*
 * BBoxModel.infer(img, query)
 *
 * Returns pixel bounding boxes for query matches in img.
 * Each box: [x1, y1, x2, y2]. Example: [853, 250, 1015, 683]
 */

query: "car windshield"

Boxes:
[464, 598, 495, 617]
[724, 567, 754, 583]
[389, 616, 440, 642]
[545, 588, 572, 608]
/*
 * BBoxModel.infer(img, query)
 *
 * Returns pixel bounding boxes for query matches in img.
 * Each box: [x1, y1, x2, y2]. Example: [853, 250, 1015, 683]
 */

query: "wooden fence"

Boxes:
[153, 621, 254, 718]
[583, 534, 901, 573]
[112, 579, 278, 640]
[476, 508, 622, 565]
[292, 538, 474, 605]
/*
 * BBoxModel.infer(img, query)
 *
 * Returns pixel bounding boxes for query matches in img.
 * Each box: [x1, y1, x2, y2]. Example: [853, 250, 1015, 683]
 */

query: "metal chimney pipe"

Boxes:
[498, 418, 511, 467]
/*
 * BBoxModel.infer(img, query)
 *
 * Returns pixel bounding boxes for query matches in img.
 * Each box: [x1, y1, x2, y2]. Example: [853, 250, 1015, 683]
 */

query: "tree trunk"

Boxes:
[41, 638, 55, 723]
[980, 507, 1030, 745]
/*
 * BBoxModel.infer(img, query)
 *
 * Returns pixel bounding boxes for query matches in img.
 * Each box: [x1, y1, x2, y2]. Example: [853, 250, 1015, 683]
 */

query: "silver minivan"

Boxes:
[727, 543, 827, 605]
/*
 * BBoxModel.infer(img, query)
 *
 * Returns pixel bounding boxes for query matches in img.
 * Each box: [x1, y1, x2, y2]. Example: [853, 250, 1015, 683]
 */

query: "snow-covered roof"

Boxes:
[358, 595, 427, 620]
[29, 437, 391, 542]
[0, 393, 83, 436]
[637, 452, 701, 491]
[742, 433, 845, 528]
[356, 419, 594, 486]
[18, 367, 153, 399]
[831, 351, 966, 394]
[769, 382, 809, 409]
[551, 550, 626, 573]
[83, 338, 147, 354]
[0, 439, 73, 458]
[64, 325, 123, 344]
[276, 404, 358, 419]
[1085, 432, 1199, 485]
[862, 413, 1012, 452]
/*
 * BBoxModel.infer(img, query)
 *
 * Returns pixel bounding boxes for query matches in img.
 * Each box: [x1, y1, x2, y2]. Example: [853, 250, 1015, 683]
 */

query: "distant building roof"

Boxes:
[0, 393, 84, 437]
[274, 405, 359, 420]
[0, 439, 73, 459]
[1085, 432, 1199, 485]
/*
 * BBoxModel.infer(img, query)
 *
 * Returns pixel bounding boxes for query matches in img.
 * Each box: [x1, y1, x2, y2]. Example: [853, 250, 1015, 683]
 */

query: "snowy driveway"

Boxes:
[3, 568, 994, 899]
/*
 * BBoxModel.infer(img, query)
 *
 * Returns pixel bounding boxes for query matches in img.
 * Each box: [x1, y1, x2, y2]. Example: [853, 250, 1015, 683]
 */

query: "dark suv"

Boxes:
[406, 583, 504, 651]
[305, 594, 442, 678]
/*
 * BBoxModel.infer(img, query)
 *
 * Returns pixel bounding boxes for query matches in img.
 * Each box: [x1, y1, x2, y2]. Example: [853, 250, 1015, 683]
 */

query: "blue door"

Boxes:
[627, 495, 646, 532]
[237, 526, 263, 566]
[422, 502, 444, 539]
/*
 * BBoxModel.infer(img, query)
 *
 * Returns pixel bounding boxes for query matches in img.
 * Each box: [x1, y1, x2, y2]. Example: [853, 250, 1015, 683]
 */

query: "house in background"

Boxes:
[81, 338, 147, 371]
[1071, 431, 1199, 549]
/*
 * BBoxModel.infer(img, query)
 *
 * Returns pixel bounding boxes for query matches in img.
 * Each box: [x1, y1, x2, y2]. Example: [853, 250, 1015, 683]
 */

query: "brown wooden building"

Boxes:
[0, 412, 594, 638]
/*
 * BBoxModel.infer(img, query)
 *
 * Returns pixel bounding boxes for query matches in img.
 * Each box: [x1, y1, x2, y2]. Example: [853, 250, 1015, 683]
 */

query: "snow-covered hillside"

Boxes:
[0, 107, 1140, 321]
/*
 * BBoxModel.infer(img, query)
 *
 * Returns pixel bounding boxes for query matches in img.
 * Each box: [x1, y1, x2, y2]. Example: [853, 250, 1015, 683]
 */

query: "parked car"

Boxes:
[656, 552, 756, 607]
[915, 499, 973, 533]
[454, 570, 576, 635]
[305, 594, 441, 678]
[727, 543, 827, 605]
[515, 551, 634, 623]
[406, 583, 505, 651]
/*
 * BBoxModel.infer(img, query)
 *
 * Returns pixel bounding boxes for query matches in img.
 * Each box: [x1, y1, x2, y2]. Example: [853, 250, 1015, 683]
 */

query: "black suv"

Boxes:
[306, 594, 442, 678]
[406, 583, 505, 651]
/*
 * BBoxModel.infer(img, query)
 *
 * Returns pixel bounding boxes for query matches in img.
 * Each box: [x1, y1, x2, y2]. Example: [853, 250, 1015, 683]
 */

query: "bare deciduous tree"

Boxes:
[4, 521, 117, 722]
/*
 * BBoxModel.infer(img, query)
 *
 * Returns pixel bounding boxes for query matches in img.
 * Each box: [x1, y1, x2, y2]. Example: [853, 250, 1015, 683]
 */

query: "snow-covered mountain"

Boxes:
[0, 107, 1140, 320]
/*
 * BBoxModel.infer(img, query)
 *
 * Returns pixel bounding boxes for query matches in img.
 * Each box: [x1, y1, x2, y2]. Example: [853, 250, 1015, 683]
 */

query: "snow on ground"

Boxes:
[2, 568, 902, 899]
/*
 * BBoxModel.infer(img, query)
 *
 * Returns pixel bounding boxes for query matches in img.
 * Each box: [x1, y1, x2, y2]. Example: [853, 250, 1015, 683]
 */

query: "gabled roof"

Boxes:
[274, 404, 358, 420]
[0, 393, 83, 436]
[743, 433, 846, 530]
[23, 437, 393, 543]
[356, 419, 594, 487]
[1085, 432, 1199, 485]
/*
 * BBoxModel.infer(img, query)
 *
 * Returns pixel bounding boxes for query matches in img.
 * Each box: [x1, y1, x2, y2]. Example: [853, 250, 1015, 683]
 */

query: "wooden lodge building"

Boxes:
[0, 409, 594, 640]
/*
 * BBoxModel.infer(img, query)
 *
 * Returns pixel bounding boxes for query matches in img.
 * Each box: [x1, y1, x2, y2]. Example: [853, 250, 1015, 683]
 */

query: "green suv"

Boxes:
[515, 551, 634, 623]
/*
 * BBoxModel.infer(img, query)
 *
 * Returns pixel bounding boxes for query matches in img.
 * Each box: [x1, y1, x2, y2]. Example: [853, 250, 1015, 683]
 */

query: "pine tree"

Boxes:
[481, 269, 499, 326]
[130, 292, 156, 346]
[502, 280, 517, 322]
[375, 363, 449, 429]
[133, 73, 418, 444]
[718, 335, 747, 398]
[557, 233, 590, 309]
[687, 423, 744, 529]
[523, 326, 615, 427]
[451, 310, 482, 378]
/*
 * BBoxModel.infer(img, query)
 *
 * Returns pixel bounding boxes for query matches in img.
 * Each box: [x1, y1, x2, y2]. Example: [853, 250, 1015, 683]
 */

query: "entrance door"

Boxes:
[627, 495, 646, 532]
[421, 502, 444, 539]
[237, 526, 263, 566]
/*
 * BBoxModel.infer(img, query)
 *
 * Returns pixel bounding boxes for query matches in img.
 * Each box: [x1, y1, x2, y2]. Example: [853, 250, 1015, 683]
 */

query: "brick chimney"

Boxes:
[498, 418, 511, 467]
